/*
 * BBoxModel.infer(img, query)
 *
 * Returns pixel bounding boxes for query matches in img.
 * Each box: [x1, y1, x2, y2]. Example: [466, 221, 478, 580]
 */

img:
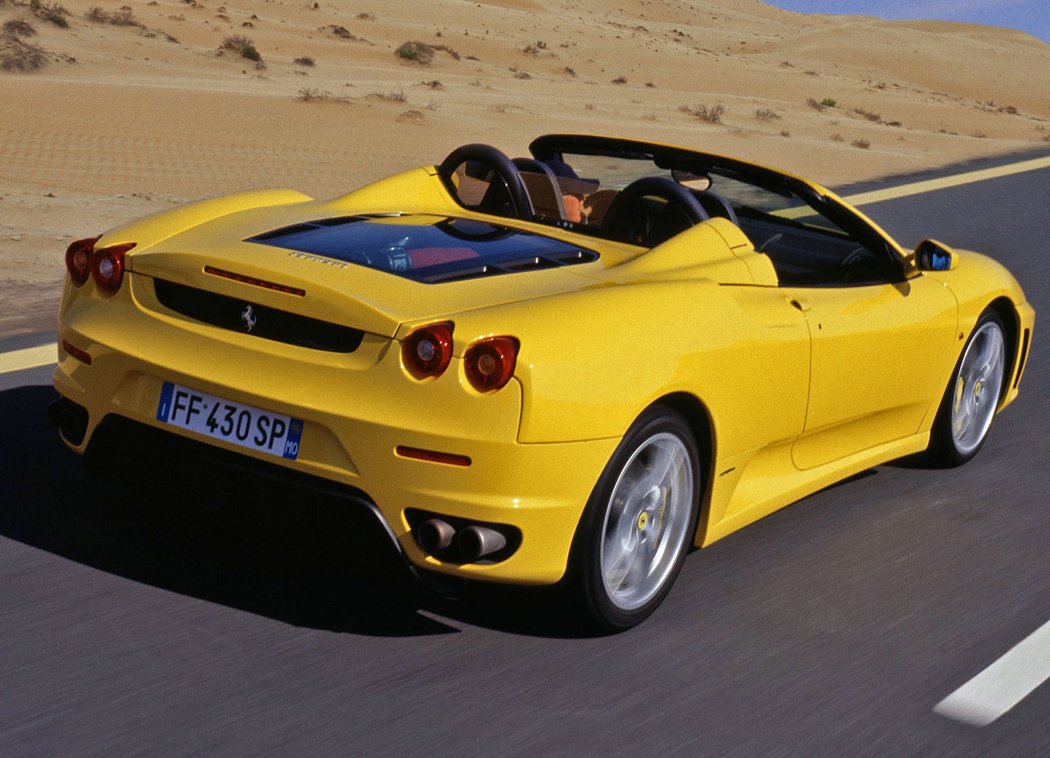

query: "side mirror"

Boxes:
[914, 239, 958, 272]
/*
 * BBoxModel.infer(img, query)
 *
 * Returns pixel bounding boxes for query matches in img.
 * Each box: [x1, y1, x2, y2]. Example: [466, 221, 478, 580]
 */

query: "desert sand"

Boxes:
[2, 0, 1049, 338]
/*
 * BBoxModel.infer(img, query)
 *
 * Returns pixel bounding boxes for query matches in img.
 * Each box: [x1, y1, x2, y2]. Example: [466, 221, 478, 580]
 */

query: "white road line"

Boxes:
[0, 343, 57, 375]
[934, 618, 1050, 727]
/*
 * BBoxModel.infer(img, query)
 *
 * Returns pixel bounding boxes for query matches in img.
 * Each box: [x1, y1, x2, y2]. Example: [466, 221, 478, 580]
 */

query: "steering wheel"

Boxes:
[601, 176, 709, 246]
[438, 144, 532, 220]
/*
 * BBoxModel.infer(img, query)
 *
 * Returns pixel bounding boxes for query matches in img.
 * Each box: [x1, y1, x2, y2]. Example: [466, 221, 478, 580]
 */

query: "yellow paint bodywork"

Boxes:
[54, 142, 1035, 586]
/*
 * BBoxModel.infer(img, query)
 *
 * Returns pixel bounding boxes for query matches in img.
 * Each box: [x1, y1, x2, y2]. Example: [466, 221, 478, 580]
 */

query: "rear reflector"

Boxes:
[395, 445, 472, 467]
[61, 340, 92, 365]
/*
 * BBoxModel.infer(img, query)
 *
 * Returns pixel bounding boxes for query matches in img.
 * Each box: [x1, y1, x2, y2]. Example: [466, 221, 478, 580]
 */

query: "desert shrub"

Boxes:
[296, 87, 350, 104]
[820, 97, 837, 108]
[86, 6, 141, 26]
[327, 25, 357, 40]
[851, 138, 871, 149]
[611, 75, 627, 84]
[395, 40, 458, 65]
[853, 108, 881, 123]
[0, 35, 47, 70]
[806, 97, 825, 111]
[396, 41, 423, 62]
[830, 133, 844, 142]
[221, 34, 261, 62]
[681, 103, 725, 124]
[3, 18, 36, 36]
[293, 56, 314, 66]
[753, 108, 781, 121]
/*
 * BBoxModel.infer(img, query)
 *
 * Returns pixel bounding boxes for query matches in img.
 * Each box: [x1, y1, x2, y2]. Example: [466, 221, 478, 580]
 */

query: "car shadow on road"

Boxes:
[1, 385, 598, 639]
[1, 385, 453, 636]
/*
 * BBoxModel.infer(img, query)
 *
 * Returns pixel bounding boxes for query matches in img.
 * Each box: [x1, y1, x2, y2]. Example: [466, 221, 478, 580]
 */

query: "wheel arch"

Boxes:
[986, 296, 1020, 401]
[650, 391, 715, 548]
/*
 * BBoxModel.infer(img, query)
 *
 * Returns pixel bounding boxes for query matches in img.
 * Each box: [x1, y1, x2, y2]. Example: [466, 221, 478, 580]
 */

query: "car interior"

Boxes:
[437, 137, 905, 288]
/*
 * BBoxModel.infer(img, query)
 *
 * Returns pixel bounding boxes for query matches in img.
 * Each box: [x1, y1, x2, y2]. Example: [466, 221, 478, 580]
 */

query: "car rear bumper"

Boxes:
[54, 294, 618, 585]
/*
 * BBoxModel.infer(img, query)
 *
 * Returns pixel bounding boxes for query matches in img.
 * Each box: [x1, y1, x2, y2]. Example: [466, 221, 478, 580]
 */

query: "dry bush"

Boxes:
[830, 133, 844, 142]
[779, 130, 791, 137]
[356, 12, 375, 20]
[326, 24, 358, 40]
[0, 34, 47, 70]
[806, 97, 826, 112]
[220, 34, 262, 63]
[522, 40, 547, 56]
[681, 103, 725, 124]
[853, 108, 881, 123]
[21, 0, 69, 27]
[86, 5, 143, 27]
[3, 18, 36, 36]
[611, 75, 627, 84]
[851, 138, 871, 149]
[293, 56, 314, 66]
[369, 88, 406, 103]
[395, 40, 459, 65]
[753, 108, 781, 121]
[296, 87, 350, 104]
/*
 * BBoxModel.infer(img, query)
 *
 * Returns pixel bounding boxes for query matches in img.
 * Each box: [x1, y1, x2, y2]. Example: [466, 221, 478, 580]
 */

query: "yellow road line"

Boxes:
[842, 155, 1050, 207]
[0, 343, 57, 375]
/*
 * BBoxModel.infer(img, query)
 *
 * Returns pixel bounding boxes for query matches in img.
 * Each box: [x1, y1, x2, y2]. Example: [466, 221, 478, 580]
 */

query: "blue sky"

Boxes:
[765, 1, 1050, 44]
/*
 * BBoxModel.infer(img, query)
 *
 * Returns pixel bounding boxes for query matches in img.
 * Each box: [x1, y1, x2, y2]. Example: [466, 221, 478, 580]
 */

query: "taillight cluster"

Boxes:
[402, 323, 519, 392]
[65, 237, 136, 295]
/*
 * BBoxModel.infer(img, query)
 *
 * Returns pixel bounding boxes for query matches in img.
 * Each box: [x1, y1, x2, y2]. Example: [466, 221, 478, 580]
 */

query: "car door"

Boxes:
[784, 274, 958, 470]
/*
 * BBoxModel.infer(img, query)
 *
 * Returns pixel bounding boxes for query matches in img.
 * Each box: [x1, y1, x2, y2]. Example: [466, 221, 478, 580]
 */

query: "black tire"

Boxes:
[926, 310, 1007, 467]
[568, 407, 701, 631]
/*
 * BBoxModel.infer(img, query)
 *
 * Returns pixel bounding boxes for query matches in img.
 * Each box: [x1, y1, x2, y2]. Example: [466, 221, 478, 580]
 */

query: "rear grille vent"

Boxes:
[153, 278, 364, 353]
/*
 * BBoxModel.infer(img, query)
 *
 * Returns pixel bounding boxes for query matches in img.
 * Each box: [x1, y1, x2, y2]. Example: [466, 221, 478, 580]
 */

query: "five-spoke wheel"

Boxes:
[928, 310, 1007, 466]
[571, 408, 700, 630]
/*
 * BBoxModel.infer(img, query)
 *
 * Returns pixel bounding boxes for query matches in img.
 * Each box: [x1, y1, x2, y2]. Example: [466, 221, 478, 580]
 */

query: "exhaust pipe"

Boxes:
[49, 399, 88, 446]
[456, 525, 507, 562]
[416, 518, 456, 554]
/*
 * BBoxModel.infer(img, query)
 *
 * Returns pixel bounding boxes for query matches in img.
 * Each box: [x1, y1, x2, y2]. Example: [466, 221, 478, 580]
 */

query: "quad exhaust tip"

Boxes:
[416, 518, 509, 562]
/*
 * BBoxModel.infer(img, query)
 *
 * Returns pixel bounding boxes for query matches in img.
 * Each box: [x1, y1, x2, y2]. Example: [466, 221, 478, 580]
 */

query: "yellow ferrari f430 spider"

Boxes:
[52, 134, 1034, 629]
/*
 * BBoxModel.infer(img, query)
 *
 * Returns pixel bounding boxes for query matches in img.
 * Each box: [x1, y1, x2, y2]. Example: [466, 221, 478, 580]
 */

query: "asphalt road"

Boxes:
[2, 154, 1050, 756]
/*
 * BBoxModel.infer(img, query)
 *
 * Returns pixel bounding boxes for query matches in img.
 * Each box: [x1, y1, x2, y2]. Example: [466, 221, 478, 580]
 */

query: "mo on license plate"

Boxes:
[156, 382, 303, 460]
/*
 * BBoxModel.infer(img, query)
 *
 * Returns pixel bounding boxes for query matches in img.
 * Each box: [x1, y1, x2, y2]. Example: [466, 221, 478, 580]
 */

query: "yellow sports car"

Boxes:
[51, 134, 1034, 629]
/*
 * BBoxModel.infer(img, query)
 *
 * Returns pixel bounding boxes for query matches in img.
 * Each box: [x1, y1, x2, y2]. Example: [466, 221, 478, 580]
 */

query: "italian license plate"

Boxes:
[156, 382, 303, 460]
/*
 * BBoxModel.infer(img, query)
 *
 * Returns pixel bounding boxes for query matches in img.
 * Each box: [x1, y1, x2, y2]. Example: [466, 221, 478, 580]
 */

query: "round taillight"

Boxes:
[91, 243, 136, 294]
[464, 336, 518, 392]
[403, 322, 454, 379]
[65, 237, 100, 286]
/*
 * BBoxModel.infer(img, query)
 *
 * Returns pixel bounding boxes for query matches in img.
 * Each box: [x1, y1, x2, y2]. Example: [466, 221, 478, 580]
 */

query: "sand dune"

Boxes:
[2, 0, 1048, 337]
